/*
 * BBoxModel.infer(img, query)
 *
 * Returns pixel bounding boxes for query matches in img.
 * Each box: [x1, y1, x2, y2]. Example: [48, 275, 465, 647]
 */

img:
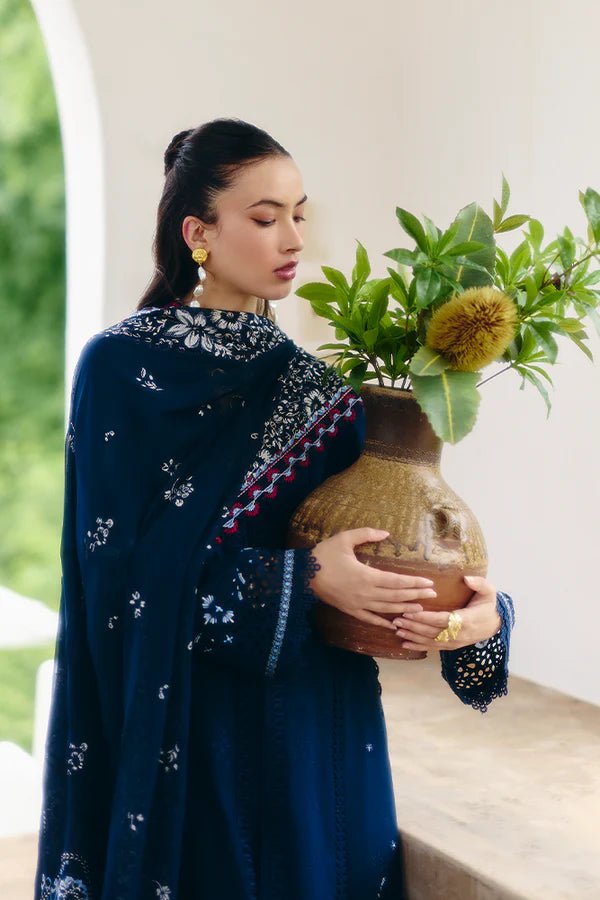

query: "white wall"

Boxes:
[38, 0, 599, 704]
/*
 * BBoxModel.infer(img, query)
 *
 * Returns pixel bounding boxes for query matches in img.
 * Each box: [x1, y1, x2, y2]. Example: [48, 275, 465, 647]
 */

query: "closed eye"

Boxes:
[254, 217, 306, 227]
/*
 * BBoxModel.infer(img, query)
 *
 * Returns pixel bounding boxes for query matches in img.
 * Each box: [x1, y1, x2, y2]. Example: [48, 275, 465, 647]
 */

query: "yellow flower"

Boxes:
[425, 286, 518, 371]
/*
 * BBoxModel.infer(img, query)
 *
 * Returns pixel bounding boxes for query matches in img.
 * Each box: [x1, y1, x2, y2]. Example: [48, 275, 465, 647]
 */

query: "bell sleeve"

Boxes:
[188, 545, 323, 678]
[438, 590, 516, 713]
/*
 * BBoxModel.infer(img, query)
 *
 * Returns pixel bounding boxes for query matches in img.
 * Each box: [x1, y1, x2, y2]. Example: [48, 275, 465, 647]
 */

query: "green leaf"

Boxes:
[295, 282, 339, 304]
[346, 361, 368, 391]
[411, 370, 481, 444]
[443, 240, 487, 257]
[448, 202, 496, 288]
[566, 331, 594, 361]
[395, 207, 429, 253]
[315, 342, 353, 352]
[496, 214, 530, 233]
[501, 173, 510, 216]
[352, 240, 371, 285]
[414, 268, 442, 308]
[580, 187, 600, 243]
[340, 356, 368, 374]
[528, 323, 559, 363]
[525, 364, 554, 385]
[363, 326, 379, 351]
[527, 218, 544, 250]
[557, 229, 576, 269]
[423, 215, 442, 248]
[322, 266, 350, 294]
[382, 247, 419, 267]
[493, 199, 503, 229]
[436, 221, 460, 256]
[581, 270, 600, 286]
[409, 345, 450, 376]
[387, 267, 409, 301]
[518, 368, 552, 418]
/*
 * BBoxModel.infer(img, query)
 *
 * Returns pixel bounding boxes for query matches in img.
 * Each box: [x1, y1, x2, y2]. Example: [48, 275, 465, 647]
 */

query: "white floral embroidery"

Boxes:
[136, 366, 164, 390]
[40, 874, 89, 899]
[40, 851, 91, 900]
[66, 742, 88, 775]
[108, 614, 119, 629]
[104, 429, 115, 441]
[162, 458, 194, 506]
[86, 516, 114, 552]
[197, 402, 212, 416]
[127, 812, 144, 831]
[101, 304, 287, 360]
[153, 881, 172, 899]
[158, 743, 180, 772]
[158, 683, 169, 699]
[129, 590, 146, 618]
[366, 743, 374, 752]
[201, 594, 235, 625]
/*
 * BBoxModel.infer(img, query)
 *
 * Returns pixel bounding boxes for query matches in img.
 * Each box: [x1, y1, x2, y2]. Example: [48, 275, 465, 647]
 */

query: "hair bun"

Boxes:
[164, 128, 194, 175]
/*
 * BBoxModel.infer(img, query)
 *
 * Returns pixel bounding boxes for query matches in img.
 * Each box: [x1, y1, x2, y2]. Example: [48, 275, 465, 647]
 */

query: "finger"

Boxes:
[354, 610, 398, 631]
[398, 610, 454, 628]
[370, 569, 435, 589]
[371, 588, 437, 605]
[399, 638, 462, 652]
[464, 575, 495, 594]
[398, 638, 439, 650]
[368, 601, 426, 614]
[394, 620, 441, 639]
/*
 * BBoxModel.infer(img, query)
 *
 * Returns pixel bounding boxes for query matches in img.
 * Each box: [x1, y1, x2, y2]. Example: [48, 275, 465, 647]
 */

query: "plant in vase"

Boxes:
[286, 176, 600, 659]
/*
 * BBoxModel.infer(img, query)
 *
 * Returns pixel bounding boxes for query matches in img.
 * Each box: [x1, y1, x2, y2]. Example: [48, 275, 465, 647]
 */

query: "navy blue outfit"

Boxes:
[35, 302, 515, 900]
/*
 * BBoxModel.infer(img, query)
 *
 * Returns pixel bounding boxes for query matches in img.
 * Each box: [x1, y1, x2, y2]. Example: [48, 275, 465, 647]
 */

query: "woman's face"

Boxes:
[182, 155, 307, 306]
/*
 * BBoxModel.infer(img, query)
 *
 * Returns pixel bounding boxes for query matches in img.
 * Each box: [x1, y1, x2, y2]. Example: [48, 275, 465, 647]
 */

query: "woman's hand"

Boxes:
[392, 574, 501, 651]
[309, 528, 438, 631]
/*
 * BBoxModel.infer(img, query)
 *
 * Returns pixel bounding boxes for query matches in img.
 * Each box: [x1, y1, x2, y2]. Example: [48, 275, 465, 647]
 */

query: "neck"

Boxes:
[180, 285, 259, 314]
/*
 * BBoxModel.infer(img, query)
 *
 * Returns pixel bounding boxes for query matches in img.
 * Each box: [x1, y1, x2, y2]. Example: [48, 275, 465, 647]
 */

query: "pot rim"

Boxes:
[359, 383, 415, 400]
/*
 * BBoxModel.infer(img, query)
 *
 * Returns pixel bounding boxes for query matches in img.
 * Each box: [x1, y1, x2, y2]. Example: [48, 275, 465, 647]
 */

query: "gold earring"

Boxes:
[189, 247, 209, 307]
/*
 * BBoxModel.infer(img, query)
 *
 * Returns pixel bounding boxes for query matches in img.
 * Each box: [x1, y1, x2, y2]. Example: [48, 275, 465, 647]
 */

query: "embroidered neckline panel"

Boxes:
[101, 304, 288, 360]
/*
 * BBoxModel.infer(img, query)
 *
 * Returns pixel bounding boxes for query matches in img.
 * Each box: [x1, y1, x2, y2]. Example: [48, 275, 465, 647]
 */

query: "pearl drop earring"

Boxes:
[188, 247, 208, 306]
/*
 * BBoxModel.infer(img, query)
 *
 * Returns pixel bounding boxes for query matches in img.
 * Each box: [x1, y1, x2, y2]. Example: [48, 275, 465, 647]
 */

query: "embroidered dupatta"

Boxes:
[34, 304, 352, 899]
[34, 301, 515, 899]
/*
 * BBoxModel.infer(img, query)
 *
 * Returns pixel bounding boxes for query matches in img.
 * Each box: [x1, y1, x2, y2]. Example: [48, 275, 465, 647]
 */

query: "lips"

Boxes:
[274, 263, 297, 274]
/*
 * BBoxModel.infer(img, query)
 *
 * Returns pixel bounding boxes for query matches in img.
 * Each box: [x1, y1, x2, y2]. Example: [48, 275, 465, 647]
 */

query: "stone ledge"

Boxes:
[379, 654, 600, 899]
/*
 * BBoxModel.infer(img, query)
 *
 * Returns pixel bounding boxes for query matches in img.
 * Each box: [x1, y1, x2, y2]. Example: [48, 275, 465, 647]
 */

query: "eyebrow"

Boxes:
[246, 193, 308, 210]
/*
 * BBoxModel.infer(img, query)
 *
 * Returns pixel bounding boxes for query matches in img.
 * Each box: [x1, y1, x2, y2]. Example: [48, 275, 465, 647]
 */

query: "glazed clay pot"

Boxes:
[286, 384, 488, 660]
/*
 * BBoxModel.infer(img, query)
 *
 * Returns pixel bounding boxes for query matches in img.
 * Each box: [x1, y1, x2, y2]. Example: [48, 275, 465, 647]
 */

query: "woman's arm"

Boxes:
[189, 544, 323, 677]
[439, 590, 515, 713]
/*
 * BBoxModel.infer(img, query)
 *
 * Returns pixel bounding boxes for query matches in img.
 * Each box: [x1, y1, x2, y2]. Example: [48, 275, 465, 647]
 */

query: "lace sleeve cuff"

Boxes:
[439, 590, 516, 713]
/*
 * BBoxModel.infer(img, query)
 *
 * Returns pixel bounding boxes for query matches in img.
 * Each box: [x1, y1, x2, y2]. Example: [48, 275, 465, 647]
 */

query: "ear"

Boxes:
[181, 215, 211, 252]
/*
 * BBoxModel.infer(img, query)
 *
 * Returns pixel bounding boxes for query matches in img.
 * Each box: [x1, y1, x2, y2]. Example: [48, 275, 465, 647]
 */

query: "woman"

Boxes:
[34, 118, 515, 900]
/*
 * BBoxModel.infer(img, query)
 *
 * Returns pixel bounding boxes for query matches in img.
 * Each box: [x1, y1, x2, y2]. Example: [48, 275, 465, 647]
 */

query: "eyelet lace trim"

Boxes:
[440, 591, 515, 713]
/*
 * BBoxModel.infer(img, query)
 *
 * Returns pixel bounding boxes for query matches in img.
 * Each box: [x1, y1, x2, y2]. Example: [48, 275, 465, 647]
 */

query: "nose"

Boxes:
[284, 229, 303, 253]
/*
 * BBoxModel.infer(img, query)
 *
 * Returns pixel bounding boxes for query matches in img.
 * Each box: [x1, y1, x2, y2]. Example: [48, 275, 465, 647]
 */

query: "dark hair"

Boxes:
[137, 118, 291, 322]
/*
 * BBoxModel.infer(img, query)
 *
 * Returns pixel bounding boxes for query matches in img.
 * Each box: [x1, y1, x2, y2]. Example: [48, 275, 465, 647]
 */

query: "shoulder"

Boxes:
[69, 310, 152, 418]
[73, 307, 160, 381]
